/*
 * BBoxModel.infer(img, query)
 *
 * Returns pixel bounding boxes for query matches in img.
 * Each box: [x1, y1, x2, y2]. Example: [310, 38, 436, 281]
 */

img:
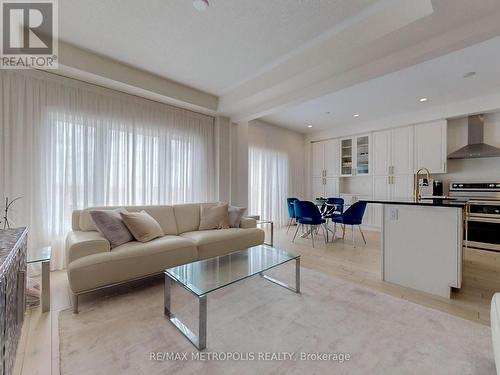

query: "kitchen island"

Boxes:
[362, 198, 466, 298]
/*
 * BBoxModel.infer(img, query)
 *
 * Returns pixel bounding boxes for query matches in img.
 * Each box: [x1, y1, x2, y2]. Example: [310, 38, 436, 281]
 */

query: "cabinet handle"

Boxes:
[388, 176, 391, 185]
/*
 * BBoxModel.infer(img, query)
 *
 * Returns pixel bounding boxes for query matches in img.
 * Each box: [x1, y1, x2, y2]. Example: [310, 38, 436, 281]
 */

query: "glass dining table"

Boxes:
[291, 200, 344, 242]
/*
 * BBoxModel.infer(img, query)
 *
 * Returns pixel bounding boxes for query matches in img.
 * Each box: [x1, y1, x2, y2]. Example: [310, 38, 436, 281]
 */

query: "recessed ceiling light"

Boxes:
[307, 125, 313, 128]
[353, 114, 360, 118]
[193, 0, 209, 11]
[419, 97, 428, 102]
[463, 71, 476, 78]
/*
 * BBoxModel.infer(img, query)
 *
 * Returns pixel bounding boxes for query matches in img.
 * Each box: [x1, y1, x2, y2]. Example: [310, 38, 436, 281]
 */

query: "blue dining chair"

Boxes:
[292, 200, 327, 248]
[331, 201, 367, 247]
[324, 197, 344, 220]
[286, 198, 298, 233]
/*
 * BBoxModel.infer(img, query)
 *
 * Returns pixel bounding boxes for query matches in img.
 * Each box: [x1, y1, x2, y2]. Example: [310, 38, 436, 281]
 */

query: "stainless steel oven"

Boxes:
[450, 181, 500, 252]
[465, 200, 500, 251]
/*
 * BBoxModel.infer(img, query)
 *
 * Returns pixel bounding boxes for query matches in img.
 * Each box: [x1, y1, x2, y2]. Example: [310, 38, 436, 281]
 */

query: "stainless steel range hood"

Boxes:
[447, 115, 500, 159]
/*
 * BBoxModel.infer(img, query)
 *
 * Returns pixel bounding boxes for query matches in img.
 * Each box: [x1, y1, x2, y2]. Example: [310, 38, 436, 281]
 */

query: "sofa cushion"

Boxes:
[180, 228, 265, 260]
[173, 203, 201, 233]
[228, 206, 247, 228]
[199, 203, 230, 230]
[90, 208, 134, 248]
[79, 205, 178, 235]
[120, 210, 164, 242]
[67, 236, 197, 293]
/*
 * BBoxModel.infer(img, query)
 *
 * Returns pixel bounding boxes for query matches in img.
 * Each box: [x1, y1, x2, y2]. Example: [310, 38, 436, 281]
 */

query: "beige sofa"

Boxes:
[66, 203, 265, 312]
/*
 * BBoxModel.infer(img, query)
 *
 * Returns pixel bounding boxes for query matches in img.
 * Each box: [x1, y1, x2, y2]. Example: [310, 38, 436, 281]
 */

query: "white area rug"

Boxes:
[59, 267, 495, 375]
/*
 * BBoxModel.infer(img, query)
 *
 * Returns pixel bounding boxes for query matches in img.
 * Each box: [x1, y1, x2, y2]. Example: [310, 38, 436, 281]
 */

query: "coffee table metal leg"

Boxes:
[198, 296, 207, 350]
[296, 257, 300, 293]
[41, 260, 50, 312]
[260, 256, 301, 294]
[164, 274, 207, 350]
[164, 274, 172, 317]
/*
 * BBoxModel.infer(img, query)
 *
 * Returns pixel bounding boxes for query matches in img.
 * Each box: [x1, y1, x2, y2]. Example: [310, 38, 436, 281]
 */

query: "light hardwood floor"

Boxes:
[14, 227, 500, 374]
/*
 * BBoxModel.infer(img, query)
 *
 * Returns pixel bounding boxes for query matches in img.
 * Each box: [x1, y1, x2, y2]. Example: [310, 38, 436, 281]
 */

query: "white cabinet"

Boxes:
[312, 177, 339, 199]
[372, 126, 414, 176]
[311, 139, 340, 199]
[340, 134, 370, 176]
[392, 126, 414, 175]
[372, 130, 391, 176]
[325, 177, 339, 197]
[324, 139, 339, 177]
[312, 142, 324, 177]
[311, 139, 339, 178]
[312, 177, 325, 199]
[340, 138, 354, 176]
[372, 174, 413, 228]
[414, 120, 447, 173]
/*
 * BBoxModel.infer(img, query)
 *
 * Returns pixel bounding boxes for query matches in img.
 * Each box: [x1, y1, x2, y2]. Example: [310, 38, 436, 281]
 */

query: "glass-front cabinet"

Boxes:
[339, 134, 370, 176]
[340, 138, 353, 176]
[356, 135, 370, 175]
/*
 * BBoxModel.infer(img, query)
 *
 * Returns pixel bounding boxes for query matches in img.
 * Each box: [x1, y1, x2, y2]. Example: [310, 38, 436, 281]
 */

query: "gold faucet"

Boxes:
[414, 168, 431, 200]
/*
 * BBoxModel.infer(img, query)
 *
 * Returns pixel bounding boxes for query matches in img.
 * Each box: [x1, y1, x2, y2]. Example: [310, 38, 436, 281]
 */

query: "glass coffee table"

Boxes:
[164, 245, 300, 350]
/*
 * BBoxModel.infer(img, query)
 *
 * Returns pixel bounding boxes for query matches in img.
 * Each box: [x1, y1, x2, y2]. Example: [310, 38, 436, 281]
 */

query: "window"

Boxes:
[248, 147, 289, 226]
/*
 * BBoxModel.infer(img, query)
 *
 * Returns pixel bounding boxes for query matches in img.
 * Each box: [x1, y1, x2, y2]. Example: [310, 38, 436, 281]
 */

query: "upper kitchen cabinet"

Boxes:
[355, 135, 370, 175]
[324, 139, 340, 177]
[311, 139, 339, 178]
[340, 137, 354, 176]
[340, 135, 370, 176]
[392, 126, 414, 175]
[414, 120, 447, 173]
[312, 141, 325, 178]
[372, 126, 414, 176]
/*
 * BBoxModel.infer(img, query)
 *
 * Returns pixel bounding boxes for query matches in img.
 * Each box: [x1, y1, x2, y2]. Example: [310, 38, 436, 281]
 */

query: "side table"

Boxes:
[27, 246, 51, 312]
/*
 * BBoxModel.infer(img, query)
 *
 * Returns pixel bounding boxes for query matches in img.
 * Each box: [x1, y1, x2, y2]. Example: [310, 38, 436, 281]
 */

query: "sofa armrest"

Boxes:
[65, 230, 111, 266]
[240, 217, 257, 229]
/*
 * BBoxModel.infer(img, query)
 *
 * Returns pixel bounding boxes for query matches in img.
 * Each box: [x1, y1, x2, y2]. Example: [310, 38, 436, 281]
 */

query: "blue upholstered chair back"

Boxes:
[287, 198, 298, 219]
[341, 201, 367, 225]
[294, 200, 323, 224]
[326, 197, 344, 215]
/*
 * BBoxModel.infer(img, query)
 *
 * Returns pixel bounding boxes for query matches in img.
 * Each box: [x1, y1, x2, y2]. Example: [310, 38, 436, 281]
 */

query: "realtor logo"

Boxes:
[1, 0, 58, 69]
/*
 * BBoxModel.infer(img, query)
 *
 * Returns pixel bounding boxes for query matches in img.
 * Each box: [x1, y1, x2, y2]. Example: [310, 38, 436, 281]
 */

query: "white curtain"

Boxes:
[247, 120, 305, 228]
[248, 146, 289, 227]
[0, 70, 215, 269]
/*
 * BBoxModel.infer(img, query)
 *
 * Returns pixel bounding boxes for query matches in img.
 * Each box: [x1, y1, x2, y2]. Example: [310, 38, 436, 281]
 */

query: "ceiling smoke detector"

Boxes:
[193, 0, 209, 11]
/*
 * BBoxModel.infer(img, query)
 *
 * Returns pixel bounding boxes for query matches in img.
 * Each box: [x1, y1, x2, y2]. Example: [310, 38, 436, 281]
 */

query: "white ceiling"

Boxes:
[59, 0, 500, 128]
[263, 35, 500, 133]
[59, 0, 377, 95]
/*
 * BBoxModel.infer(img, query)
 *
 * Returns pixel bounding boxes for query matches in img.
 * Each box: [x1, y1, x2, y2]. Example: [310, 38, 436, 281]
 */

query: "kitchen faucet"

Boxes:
[414, 168, 431, 200]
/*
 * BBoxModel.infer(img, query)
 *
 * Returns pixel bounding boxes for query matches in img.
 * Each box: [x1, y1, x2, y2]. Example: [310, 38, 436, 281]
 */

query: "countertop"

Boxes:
[361, 198, 467, 208]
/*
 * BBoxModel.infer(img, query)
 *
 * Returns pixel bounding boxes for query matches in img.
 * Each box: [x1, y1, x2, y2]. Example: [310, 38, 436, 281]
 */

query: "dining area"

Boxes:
[286, 197, 368, 248]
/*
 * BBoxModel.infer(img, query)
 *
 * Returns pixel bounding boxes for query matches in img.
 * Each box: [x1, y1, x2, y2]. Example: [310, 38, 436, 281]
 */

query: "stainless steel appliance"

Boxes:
[449, 181, 500, 252]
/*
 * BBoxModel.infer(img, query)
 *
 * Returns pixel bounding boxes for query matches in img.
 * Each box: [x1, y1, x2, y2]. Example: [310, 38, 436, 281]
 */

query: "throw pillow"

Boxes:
[228, 205, 247, 228]
[199, 203, 230, 230]
[120, 210, 164, 242]
[89, 208, 134, 248]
